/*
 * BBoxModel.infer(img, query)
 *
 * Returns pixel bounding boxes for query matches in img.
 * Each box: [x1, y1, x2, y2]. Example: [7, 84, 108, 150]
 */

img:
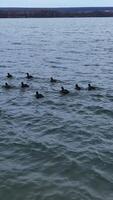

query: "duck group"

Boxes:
[2, 73, 97, 99]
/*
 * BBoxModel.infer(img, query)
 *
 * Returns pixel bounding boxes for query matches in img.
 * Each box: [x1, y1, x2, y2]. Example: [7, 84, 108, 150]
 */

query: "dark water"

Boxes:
[0, 18, 113, 200]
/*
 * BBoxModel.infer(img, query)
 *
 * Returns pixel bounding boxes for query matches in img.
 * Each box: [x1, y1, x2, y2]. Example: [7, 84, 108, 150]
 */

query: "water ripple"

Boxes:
[0, 18, 113, 200]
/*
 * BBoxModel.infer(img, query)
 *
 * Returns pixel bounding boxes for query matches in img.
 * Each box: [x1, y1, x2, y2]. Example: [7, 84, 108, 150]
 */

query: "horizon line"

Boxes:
[0, 6, 113, 8]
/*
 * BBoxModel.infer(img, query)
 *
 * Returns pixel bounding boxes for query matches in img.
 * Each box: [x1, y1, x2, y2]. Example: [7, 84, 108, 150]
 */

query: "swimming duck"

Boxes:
[35, 91, 44, 98]
[21, 82, 29, 88]
[26, 73, 33, 79]
[75, 84, 81, 90]
[50, 77, 57, 83]
[60, 86, 69, 95]
[3, 82, 12, 89]
[7, 73, 13, 78]
[88, 84, 96, 90]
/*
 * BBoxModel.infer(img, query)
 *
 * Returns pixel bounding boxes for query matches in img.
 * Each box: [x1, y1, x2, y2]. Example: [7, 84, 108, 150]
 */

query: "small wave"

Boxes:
[55, 56, 62, 60]
[12, 42, 22, 45]
[50, 65, 59, 68]
[84, 63, 100, 67]
[95, 108, 113, 117]
[0, 65, 8, 68]
[93, 167, 113, 185]
[48, 60, 62, 65]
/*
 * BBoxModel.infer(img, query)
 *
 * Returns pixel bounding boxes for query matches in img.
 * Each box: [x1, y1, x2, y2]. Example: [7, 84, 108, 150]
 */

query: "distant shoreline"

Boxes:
[0, 7, 113, 18]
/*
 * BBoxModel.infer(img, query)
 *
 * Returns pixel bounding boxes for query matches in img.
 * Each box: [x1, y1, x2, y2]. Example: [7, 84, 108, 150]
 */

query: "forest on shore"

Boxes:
[0, 7, 113, 18]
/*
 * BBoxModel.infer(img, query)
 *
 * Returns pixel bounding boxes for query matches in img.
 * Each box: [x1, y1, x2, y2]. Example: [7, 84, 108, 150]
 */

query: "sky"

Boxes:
[0, 0, 113, 8]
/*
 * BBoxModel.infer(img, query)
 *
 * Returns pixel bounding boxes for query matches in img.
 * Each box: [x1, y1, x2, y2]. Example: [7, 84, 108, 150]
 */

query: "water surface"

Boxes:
[0, 18, 113, 200]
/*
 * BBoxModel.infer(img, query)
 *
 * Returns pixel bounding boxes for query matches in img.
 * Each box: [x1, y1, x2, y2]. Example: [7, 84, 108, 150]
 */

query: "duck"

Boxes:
[7, 73, 13, 78]
[88, 83, 96, 90]
[60, 86, 69, 95]
[35, 91, 44, 98]
[26, 73, 33, 79]
[75, 84, 81, 90]
[3, 82, 12, 89]
[50, 77, 57, 83]
[21, 82, 29, 88]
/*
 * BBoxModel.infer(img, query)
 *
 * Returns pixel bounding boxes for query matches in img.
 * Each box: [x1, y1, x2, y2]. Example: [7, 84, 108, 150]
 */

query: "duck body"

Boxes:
[75, 84, 81, 90]
[88, 84, 96, 90]
[7, 73, 13, 78]
[50, 77, 57, 83]
[35, 91, 44, 99]
[60, 87, 69, 95]
[21, 82, 29, 88]
[3, 82, 12, 89]
[26, 73, 33, 79]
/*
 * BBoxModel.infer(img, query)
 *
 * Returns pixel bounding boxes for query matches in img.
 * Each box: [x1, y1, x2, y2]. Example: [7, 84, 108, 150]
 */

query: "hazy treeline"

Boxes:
[0, 7, 113, 18]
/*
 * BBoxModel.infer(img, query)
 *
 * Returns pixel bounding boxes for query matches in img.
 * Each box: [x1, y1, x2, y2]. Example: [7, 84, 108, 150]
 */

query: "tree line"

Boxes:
[0, 7, 113, 18]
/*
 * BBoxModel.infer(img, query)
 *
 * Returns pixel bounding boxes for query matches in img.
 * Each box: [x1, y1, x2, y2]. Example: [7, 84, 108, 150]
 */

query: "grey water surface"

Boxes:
[0, 18, 113, 200]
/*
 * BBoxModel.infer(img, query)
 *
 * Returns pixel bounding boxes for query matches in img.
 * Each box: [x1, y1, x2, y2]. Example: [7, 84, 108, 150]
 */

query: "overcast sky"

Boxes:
[0, 0, 113, 7]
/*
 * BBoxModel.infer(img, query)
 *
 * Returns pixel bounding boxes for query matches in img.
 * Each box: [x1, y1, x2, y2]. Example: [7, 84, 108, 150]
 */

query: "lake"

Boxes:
[0, 18, 113, 200]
